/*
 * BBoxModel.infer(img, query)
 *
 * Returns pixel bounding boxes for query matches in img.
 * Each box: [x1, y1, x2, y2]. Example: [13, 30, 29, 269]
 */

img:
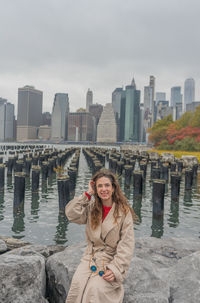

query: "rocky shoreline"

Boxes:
[0, 236, 200, 303]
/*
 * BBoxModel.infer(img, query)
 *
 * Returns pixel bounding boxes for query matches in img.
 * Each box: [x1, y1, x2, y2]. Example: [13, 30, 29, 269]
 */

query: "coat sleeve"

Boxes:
[106, 210, 135, 283]
[65, 193, 91, 224]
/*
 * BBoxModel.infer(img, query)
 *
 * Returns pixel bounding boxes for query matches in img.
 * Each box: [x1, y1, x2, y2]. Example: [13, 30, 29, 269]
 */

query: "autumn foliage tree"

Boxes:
[148, 105, 200, 151]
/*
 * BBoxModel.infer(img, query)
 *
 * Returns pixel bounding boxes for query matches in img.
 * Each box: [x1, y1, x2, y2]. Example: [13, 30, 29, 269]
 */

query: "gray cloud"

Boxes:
[0, 0, 200, 113]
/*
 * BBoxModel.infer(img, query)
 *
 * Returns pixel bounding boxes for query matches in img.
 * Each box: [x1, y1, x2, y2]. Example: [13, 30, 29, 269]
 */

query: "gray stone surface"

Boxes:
[1, 237, 200, 303]
[45, 237, 200, 303]
[0, 239, 7, 253]
[0, 250, 47, 303]
[6, 244, 65, 258]
[46, 242, 86, 303]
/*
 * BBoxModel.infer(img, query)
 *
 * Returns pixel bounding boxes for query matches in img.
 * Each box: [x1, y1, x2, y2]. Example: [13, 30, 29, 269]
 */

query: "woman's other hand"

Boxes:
[87, 180, 95, 196]
[103, 269, 115, 282]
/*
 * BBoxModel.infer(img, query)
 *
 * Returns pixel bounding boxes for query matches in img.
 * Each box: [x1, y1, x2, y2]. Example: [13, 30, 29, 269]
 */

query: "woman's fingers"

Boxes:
[103, 270, 115, 281]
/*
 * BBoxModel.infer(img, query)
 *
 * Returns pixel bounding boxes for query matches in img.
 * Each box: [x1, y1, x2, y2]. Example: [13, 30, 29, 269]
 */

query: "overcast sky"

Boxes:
[0, 0, 200, 114]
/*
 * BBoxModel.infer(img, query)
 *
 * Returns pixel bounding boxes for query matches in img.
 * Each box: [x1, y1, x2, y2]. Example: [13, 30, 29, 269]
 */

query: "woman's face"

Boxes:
[95, 176, 114, 203]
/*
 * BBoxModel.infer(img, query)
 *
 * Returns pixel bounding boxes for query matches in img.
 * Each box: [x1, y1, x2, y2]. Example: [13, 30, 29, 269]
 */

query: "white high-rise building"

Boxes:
[86, 89, 93, 111]
[51, 93, 69, 141]
[184, 78, 195, 112]
[0, 98, 15, 141]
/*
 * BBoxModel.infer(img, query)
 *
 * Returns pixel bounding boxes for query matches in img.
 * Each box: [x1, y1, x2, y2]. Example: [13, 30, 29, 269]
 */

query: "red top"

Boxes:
[102, 205, 112, 222]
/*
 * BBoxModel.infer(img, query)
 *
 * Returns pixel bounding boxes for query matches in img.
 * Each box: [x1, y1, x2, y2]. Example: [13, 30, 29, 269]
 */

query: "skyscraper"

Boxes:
[86, 89, 93, 111]
[170, 86, 182, 107]
[51, 93, 69, 141]
[0, 98, 15, 142]
[17, 85, 43, 141]
[156, 92, 166, 104]
[184, 78, 195, 112]
[112, 87, 124, 141]
[124, 79, 140, 142]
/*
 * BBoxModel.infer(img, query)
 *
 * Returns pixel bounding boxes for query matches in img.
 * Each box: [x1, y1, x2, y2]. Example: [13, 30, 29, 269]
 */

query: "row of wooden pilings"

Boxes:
[81, 147, 199, 218]
[57, 149, 81, 211]
[0, 147, 80, 213]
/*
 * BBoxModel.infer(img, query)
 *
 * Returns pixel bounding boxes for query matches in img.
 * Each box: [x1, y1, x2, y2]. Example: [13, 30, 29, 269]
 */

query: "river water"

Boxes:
[0, 147, 200, 246]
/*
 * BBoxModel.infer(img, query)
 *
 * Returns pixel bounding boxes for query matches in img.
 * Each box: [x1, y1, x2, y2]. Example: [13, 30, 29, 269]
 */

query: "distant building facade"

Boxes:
[17, 85, 43, 141]
[86, 89, 93, 112]
[170, 86, 182, 107]
[89, 103, 103, 141]
[124, 82, 140, 142]
[51, 93, 69, 141]
[97, 103, 117, 143]
[112, 87, 123, 141]
[42, 112, 51, 126]
[186, 101, 200, 112]
[184, 78, 195, 112]
[0, 98, 15, 141]
[156, 92, 166, 104]
[68, 112, 94, 142]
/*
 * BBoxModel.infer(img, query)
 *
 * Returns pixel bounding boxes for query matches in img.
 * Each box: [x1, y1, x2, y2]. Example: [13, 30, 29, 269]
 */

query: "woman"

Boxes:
[65, 168, 135, 303]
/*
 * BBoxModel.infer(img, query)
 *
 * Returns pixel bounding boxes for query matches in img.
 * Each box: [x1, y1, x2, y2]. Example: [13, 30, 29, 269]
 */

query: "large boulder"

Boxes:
[0, 239, 7, 253]
[45, 237, 200, 303]
[0, 249, 47, 303]
[46, 242, 86, 303]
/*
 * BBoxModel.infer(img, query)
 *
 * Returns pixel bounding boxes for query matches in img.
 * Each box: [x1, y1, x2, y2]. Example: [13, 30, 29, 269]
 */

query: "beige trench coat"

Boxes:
[65, 193, 135, 303]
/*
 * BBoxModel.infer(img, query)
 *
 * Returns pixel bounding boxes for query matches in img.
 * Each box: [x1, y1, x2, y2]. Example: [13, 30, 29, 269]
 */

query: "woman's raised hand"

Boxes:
[87, 180, 95, 196]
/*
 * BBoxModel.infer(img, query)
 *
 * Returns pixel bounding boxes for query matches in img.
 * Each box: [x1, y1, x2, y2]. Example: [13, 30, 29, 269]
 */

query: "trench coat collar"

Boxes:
[101, 202, 123, 240]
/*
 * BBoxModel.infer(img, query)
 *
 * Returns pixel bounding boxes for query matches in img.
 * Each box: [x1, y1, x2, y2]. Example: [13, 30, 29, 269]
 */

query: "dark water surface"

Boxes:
[0, 147, 200, 246]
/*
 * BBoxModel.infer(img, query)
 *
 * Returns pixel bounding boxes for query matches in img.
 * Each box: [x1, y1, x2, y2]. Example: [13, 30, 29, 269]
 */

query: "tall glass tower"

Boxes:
[124, 81, 140, 142]
[184, 78, 195, 112]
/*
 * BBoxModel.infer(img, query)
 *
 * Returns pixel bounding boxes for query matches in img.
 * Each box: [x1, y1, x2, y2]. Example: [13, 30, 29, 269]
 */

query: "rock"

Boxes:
[46, 242, 86, 303]
[0, 239, 7, 253]
[6, 244, 65, 258]
[0, 235, 30, 250]
[167, 251, 200, 303]
[45, 238, 200, 303]
[181, 155, 198, 167]
[0, 251, 47, 303]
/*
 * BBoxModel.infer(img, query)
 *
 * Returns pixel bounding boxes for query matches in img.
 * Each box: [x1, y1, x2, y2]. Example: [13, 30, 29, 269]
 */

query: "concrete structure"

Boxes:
[184, 78, 195, 112]
[38, 125, 51, 140]
[124, 83, 140, 142]
[97, 103, 117, 143]
[68, 112, 93, 142]
[0, 98, 15, 142]
[17, 85, 43, 141]
[51, 93, 69, 141]
[86, 89, 93, 112]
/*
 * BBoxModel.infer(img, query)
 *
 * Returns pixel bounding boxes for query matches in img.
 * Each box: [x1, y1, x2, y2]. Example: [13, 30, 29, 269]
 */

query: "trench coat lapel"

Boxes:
[101, 202, 123, 240]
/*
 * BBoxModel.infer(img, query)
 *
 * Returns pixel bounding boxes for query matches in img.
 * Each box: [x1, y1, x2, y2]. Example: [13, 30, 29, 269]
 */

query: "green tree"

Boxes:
[148, 115, 173, 145]
[190, 105, 200, 127]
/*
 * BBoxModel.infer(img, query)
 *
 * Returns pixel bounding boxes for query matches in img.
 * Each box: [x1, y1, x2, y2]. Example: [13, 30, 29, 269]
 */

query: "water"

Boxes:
[0, 147, 200, 246]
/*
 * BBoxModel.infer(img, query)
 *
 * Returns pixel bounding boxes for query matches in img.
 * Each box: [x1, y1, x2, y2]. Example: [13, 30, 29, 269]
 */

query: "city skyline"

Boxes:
[0, 0, 200, 112]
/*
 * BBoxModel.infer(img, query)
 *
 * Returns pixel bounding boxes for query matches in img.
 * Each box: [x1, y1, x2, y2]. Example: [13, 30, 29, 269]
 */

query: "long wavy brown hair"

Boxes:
[90, 168, 136, 229]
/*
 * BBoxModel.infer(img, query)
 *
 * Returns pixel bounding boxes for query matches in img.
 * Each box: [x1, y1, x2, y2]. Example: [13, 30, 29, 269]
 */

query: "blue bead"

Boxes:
[90, 265, 97, 272]
[99, 271, 104, 276]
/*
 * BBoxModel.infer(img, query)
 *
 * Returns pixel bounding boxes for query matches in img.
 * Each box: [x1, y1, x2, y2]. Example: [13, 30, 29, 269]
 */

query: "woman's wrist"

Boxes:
[85, 192, 92, 200]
